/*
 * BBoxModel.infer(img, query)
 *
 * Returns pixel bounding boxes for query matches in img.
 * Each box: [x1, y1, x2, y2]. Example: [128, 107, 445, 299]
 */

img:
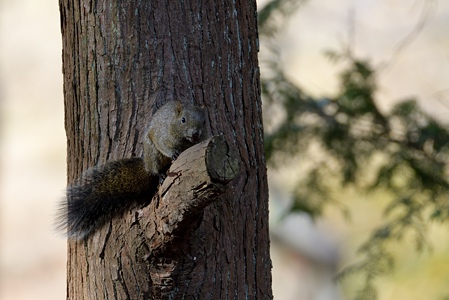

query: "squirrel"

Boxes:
[56, 101, 207, 240]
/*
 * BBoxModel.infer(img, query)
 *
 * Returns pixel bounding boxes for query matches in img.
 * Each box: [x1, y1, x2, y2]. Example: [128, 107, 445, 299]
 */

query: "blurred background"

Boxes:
[1, 0, 448, 299]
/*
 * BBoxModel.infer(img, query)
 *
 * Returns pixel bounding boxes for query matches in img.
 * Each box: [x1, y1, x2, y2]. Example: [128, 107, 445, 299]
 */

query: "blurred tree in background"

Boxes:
[259, 0, 449, 299]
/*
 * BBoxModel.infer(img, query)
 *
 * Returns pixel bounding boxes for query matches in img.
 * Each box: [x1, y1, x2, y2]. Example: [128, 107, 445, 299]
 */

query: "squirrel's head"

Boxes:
[175, 102, 206, 143]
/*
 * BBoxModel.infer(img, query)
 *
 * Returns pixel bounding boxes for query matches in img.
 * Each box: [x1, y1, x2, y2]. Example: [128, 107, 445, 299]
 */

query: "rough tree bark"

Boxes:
[60, 0, 271, 299]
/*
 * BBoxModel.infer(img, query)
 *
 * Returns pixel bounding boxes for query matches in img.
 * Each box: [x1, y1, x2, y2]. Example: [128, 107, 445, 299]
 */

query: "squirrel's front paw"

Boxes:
[171, 151, 180, 162]
[158, 173, 167, 185]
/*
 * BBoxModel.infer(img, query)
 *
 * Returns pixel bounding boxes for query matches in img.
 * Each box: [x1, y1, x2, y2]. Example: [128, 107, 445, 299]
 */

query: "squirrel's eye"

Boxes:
[181, 117, 186, 123]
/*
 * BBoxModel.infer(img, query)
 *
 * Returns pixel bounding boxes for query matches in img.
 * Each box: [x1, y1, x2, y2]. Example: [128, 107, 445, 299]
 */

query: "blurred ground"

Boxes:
[0, 1, 66, 299]
[0, 1, 448, 299]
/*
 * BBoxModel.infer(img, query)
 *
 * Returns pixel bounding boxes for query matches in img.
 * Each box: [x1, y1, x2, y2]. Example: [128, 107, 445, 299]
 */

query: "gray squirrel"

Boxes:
[56, 101, 206, 240]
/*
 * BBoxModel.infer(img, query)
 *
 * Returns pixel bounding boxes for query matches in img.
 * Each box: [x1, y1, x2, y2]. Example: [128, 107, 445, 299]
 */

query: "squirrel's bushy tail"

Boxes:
[55, 158, 158, 240]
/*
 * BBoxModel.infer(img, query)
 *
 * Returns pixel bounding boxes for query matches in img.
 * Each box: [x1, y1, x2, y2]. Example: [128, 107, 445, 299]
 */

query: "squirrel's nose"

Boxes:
[189, 130, 202, 142]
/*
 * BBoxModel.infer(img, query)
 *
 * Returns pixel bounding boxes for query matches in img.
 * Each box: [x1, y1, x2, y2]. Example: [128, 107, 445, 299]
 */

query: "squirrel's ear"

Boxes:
[174, 101, 183, 116]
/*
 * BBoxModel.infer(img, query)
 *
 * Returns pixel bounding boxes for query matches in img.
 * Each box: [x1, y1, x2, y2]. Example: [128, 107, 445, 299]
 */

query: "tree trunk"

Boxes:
[60, 0, 272, 299]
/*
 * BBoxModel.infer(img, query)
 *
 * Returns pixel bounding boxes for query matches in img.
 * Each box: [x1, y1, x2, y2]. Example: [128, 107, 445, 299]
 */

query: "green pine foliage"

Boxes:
[259, 1, 449, 298]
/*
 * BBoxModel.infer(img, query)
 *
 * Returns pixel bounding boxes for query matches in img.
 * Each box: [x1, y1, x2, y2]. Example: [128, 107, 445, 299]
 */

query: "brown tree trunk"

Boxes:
[60, 0, 272, 299]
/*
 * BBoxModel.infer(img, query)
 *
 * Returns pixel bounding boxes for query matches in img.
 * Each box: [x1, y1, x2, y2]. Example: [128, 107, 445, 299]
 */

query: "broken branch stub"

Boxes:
[144, 135, 239, 255]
